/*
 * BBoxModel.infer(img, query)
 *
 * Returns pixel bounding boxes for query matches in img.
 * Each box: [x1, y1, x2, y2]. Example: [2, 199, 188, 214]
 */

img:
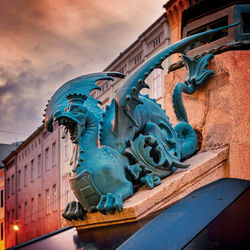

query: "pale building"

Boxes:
[92, 14, 171, 108]
[59, 128, 75, 227]
[0, 143, 19, 250]
[0, 169, 4, 250]
[3, 124, 61, 248]
[59, 13, 172, 223]
[4, 12, 173, 247]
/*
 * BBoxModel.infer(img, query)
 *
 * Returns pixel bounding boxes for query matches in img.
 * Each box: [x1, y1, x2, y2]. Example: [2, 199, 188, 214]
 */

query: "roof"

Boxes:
[0, 143, 19, 168]
[2, 124, 45, 165]
[104, 13, 167, 71]
[119, 178, 250, 249]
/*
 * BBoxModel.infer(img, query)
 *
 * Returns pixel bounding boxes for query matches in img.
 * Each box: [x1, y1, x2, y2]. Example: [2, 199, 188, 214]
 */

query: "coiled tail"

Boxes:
[172, 54, 215, 159]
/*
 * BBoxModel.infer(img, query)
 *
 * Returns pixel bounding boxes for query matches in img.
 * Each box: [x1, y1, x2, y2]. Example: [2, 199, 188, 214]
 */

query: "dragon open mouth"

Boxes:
[58, 117, 79, 142]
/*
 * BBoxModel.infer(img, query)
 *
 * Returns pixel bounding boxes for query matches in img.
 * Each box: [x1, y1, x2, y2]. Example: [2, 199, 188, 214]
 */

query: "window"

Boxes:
[17, 205, 21, 220]
[0, 222, 3, 241]
[119, 65, 126, 75]
[53, 185, 57, 211]
[1, 190, 3, 207]
[242, 12, 250, 33]
[7, 178, 10, 198]
[11, 175, 15, 195]
[148, 33, 164, 53]
[134, 52, 142, 65]
[45, 147, 49, 171]
[46, 189, 50, 214]
[38, 154, 42, 177]
[38, 194, 42, 218]
[153, 35, 161, 48]
[31, 159, 35, 182]
[24, 202, 28, 224]
[31, 198, 35, 221]
[7, 211, 10, 232]
[64, 136, 69, 160]
[18, 170, 21, 191]
[186, 17, 228, 50]
[130, 51, 143, 68]
[134, 53, 142, 65]
[24, 165, 28, 186]
[64, 179, 69, 207]
[152, 68, 162, 100]
[52, 142, 56, 166]
[11, 209, 15, 226]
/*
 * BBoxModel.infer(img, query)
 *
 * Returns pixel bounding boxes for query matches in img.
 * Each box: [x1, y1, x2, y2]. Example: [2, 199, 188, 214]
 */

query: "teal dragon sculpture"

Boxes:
[44, 24, 236, 220]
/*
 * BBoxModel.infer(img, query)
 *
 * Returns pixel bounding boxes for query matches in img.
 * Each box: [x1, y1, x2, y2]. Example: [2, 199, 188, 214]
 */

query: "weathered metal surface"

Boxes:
[44, 24, 237, 220]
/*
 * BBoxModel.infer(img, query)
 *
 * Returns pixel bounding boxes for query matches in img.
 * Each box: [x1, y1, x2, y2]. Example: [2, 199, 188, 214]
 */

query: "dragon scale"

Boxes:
[43, 23, 237, 219]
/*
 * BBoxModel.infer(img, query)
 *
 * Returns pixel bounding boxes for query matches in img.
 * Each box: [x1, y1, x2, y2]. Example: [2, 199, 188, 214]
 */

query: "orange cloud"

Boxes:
[0, 0, 167, 143]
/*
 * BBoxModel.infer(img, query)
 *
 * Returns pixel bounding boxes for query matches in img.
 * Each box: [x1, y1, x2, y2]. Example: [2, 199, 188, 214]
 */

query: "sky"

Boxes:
[0, 0, 168, 144]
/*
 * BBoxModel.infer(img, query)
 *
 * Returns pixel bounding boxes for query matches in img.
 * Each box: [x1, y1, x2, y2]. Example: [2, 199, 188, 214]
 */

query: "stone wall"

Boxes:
[163, 50, 250, 180]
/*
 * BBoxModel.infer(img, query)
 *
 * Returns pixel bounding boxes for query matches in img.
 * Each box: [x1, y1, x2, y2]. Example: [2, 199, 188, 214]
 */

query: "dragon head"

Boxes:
[43, 72, 125, 139]
[54, 94, 88, 143]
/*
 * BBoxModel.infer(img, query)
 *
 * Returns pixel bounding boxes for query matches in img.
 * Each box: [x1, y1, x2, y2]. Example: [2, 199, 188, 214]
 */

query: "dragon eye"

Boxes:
[71, 107, 82, 115]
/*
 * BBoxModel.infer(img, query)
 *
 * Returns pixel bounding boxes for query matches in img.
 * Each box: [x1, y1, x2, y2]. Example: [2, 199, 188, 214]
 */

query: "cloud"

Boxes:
[0, 0, 167, 143]
[0, 58, 75, 143]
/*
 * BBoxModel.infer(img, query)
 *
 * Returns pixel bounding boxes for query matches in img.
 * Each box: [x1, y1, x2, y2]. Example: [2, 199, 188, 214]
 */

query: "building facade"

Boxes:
[0, 169, 4, 250]
[0, 143, 19, 249]
[8, 1, 249, 246]
[163, 0, 250, 181]
[92, 14, 171, 108]
[2, 13, 172, 247]
[4, 124, 61, 248]
[59, 128, 75, 227]
[163, 0, 190, 63]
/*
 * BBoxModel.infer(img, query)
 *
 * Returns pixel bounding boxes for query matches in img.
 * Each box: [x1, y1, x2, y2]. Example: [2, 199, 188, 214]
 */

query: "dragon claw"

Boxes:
[140, 173, 161, 189]
[105, 193, 116, 214]
[97, 195, 107, 214]
[97, 193, 123, 214]
[62, 201, 86, 221]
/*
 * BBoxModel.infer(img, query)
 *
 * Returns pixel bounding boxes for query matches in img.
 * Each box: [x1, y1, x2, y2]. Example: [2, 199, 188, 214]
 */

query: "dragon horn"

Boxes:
[44, 72, 124, 132]
[115, 22, 239, 108]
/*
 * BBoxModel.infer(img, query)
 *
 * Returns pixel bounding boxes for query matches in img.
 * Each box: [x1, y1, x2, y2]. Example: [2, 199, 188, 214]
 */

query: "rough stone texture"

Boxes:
[67, 147, 228, 230]
[68, 51, 249, 231]
[164, 50, 250, 180]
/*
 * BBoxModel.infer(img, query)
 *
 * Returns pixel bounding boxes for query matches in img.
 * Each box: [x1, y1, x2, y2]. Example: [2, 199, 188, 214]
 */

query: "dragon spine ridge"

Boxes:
[43, 23, 238, 218]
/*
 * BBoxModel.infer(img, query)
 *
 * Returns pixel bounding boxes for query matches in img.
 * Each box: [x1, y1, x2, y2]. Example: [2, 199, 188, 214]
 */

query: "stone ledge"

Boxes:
[67, 147, 229, 230]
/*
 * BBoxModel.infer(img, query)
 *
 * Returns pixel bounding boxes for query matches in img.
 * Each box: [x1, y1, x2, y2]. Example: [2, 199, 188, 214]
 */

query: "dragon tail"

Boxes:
[172, 54, 214, 123]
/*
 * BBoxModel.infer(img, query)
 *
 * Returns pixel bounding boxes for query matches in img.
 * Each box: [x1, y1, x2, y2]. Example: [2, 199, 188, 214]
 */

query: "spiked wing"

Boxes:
[44, 72, 124, 132]
[113, 23, 239, 138]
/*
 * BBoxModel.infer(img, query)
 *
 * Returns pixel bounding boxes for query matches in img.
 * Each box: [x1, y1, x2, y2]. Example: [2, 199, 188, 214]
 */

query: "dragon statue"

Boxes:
[44, 24, 236, 220]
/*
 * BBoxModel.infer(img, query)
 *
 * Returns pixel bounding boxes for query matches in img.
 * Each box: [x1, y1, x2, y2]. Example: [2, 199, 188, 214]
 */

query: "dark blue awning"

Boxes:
[11, 178, 250, 250]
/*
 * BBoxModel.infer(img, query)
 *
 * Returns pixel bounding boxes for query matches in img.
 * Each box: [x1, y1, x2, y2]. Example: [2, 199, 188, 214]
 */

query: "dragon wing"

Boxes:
[113, 23, 238, 138]
[44, 72, 124, 132]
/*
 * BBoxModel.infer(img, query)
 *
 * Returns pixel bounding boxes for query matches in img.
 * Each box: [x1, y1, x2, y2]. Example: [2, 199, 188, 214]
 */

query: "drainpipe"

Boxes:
[4, 163, 6, 245]
[14, 153, 18, 245]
